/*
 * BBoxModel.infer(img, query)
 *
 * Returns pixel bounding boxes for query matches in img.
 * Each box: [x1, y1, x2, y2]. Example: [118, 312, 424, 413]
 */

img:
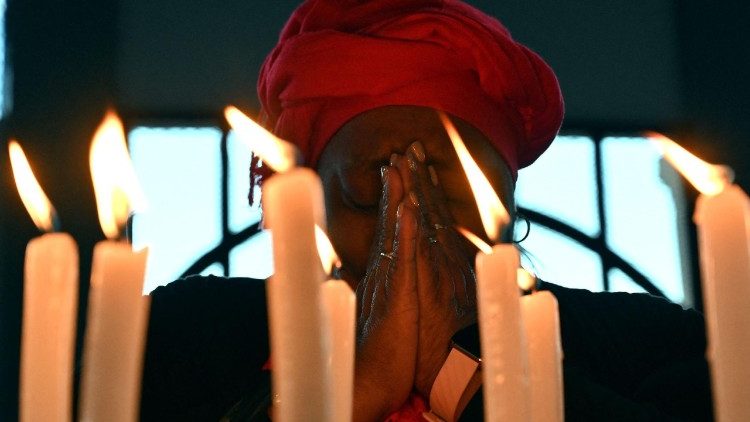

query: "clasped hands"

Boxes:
[353, 142, 478, 422]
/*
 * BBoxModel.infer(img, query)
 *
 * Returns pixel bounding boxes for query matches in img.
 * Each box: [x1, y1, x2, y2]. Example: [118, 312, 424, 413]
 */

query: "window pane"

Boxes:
[227, 131, 262, 232]
[516, 136, 600, 237]
[608, 267, 647, 294]
[602, 136, 689, 305]
[229, 230, 274, 279]
[129, 127, 223, 293]
[520, 222, 603, 292]
[227, 130, 273, 279]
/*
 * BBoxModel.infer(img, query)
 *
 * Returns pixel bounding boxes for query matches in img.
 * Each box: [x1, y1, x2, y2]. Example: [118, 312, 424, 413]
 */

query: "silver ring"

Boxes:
[380, 252, 395, 260]
[433, 223, 448, 230]
[428, 237, 438, 244]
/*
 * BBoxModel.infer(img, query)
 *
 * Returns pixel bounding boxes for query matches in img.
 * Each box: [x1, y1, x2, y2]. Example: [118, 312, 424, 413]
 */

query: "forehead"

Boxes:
[324, 106, 455, 169]
[316, 105, 518, 202]
[316, 105, 517, 210]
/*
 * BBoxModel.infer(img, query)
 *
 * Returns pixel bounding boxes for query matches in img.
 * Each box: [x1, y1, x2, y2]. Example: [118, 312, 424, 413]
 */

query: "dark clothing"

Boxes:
[140, 276, 270, 421]
[140, 276, 713, 421]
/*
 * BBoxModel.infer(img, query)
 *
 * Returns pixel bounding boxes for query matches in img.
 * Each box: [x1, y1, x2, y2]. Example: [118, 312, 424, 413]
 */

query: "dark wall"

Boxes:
[115, 0, 749, 188]
[674, 1, 750, 191]
[460, 0, 684, 126]
[117, 0, 298, 114]
[1, 1, 748, 419]
[0, 1, 117, 420]
[117, 0, 685, 125]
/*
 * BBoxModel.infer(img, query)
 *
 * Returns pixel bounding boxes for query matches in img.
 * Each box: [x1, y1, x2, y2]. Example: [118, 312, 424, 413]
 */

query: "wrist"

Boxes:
[352, 374, 393, 422]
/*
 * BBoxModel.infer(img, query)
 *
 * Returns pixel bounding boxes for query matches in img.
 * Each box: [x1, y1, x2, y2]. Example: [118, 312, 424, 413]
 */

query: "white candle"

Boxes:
[263, 167, 330, 422]
[321, 280, 355, 422]
[314, 225, 355, 422]
[694, 184, 750, 422]
[79, 243, 150, 422]
[10, 140, 80, 422]
[475, 246, 531, 422]
[651, 133, 750, 422]
[20, 234, 79, 422]
[444, 110, 535, 422]
[79, 111, 151, 422]
[225, 106, 331, 421]
[521, 290, 564, 422]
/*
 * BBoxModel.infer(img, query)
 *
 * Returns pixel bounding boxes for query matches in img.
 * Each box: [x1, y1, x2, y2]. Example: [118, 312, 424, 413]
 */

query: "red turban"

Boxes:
[255, 0, 564, 196]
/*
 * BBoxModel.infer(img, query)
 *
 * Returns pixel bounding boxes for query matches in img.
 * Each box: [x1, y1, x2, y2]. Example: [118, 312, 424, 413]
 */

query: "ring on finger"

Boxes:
[380, 251, 395, 260]
[428, 237, 438, 244]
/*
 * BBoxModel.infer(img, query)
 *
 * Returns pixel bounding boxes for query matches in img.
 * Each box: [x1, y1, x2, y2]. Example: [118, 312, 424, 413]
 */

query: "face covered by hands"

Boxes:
[316, 105, 517, 420]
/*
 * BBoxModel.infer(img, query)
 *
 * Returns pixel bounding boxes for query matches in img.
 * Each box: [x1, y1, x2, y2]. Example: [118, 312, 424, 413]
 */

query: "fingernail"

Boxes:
[390, 153, 399, 166]
[410, 141, 426, 162]
[428, 165, 439, 186]
[408, 155, 418, 172]
[396, 203, 403, 218]
[380, 165, 389, 183]
[409, 191, 419, 207]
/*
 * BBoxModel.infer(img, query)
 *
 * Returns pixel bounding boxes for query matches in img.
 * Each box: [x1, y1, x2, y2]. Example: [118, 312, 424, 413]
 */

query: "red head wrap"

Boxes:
[253, 0, 564, 203]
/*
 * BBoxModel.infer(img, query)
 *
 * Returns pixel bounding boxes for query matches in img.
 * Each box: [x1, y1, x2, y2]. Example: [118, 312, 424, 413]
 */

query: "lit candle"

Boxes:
[10, 140, 79, 422]
[443, 111, 530, 422]
[225, 106, 330, 421]
[316, 226, 355, 422]
[519, 270, 564, 422]
[476, 244, 530, 421]
[651, 133, 750, 422]
[79, 112, 150, 422]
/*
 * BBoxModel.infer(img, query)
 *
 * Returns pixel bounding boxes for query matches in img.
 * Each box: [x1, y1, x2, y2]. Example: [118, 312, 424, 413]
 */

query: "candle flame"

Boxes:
[646, 131, 733, 196]
[89, 111, 147, 239]
[224, 106, 299, 173]
[440, 112, 509, 242]
[457, 226, 493, 254]
[8, 140, 58, 232]
[315, 225, 341, 275]
[517, 268, 537, 291]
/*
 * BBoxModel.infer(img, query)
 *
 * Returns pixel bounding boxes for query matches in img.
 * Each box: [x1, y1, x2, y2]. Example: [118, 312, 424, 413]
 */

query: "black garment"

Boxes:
[139, 276, 713, 421]
[459, 282, 713, 421]
[140, 276, 270, 421]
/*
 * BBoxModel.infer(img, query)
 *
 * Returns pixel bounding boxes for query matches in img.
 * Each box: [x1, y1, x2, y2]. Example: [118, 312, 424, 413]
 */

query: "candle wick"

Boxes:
[520, 284, 537, 296]
[292, 146, 304, 168]
[50, 211, 62, 233]
[123, 213, 135, 244]
[494, 221, 513, 245]
[331, 264, 343, 280]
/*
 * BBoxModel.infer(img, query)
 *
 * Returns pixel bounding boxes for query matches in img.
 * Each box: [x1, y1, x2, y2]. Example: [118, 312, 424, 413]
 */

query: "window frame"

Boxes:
[124, 113, 700, 306]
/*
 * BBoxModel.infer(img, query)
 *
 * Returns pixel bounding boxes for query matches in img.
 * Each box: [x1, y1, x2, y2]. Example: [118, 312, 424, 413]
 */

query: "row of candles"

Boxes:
[9, 107, 749, 421]
[12, 113, 150, 422]
[10, 110, 358, 422]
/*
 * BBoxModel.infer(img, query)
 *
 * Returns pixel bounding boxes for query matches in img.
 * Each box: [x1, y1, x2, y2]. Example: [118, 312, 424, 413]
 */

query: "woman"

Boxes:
[140, 1, 712, 420]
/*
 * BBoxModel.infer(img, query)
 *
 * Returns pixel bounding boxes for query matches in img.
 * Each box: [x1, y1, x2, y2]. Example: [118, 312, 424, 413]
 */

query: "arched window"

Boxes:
[128, 118, 693, 307]
[516, 134, 691, 307]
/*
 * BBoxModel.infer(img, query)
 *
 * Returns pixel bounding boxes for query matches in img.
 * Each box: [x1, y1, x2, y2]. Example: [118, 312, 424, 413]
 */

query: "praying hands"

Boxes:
[353, 142, 478, 422]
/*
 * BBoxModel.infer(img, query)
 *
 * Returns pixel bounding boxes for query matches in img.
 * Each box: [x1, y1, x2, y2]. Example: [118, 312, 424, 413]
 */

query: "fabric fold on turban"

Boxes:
[255, 0, 564, 201]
